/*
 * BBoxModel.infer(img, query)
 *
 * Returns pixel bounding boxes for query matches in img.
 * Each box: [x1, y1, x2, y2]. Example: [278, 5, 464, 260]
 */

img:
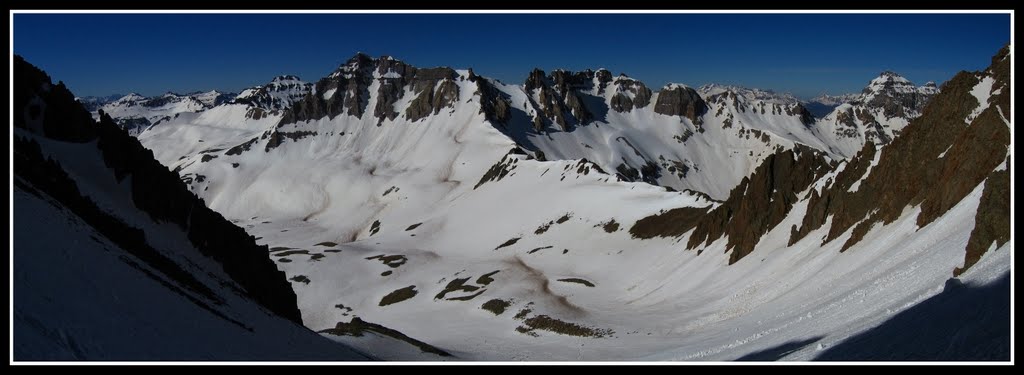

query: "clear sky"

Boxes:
[13, 12, 1010, 99]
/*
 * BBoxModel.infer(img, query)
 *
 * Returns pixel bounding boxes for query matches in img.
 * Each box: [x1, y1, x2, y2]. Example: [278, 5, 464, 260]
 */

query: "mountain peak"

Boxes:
[271, 75, 302, 83]
[343, 52, 375, 69]
[864, 71, 915, 94]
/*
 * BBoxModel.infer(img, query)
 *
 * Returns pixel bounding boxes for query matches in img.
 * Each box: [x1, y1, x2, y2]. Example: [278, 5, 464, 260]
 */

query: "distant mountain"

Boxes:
[804, 93, 860, 117]
[75, 94, 122, 112]
[233, 75, 313, 115]
[98, 92, 210, 135]
[698, 83, 801, 104]
[189, 89, 237, 107]
[94, 76, 313, 136]
[809, 71, 940, 156]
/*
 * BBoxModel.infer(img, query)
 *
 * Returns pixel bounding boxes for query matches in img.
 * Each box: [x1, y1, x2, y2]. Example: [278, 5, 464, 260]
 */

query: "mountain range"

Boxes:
[15, 45, 1010, 361]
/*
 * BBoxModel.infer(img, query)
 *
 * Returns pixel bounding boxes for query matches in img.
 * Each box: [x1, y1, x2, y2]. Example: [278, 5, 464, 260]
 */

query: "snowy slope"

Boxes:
[190, 89, 236, 107]
[133, 49, 1010, 361]
[14, 183, 368, 360]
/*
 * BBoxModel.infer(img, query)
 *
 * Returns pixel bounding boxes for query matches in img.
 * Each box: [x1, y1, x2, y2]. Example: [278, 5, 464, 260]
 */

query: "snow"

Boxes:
[120, 58, 1007, 361]
[995, 104, 1010, 127]
[848, 148, 881, 193]
[192, 90, 229, 107]
[323, 88, 337, 100]
[662, 83, 690, 91]
[966, 76, 996, 125]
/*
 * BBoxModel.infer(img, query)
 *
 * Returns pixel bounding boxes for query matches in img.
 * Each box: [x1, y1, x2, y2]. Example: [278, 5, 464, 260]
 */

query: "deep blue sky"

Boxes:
[14, 13, 1010, 99]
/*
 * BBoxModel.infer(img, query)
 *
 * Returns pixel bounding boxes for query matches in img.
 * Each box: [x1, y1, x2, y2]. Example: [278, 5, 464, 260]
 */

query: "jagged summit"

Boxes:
[860, 70, 938, 119]
[271, 74, 303, 82]
[233, 75, 313, 114]
[114, 55, 942, 198]
[808, 70, 940, 153]
[862, 70, 929, 98]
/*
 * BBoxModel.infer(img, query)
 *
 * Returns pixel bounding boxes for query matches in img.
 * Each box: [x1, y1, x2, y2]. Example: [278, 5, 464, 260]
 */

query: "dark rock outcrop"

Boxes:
[14, 55, 303, 323]
[265, 130, 318, 152]
[630, 146, 833, 264]
[470, 72, 512, 125]
[594, 69, 613, 94]
[609, 78, 652, 113]
[654, 85, 707, 125]
[786, 103, 816, 127]
[280, 54, 464, 126]
[524, 68, 598, 131]
[405, 68, 460, 122]
[279, 53, 374, 126]
[14, 58, 97, 142]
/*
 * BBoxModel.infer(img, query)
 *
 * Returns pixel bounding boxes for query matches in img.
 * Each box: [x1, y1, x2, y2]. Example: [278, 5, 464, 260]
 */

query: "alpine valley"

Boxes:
[14, 45, 1010, 361]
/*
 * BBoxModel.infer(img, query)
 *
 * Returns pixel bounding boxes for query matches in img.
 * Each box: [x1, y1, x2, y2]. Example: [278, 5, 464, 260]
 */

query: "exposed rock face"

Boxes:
[862, 71, 936, 120]
[265, 130, 318, 152]
[373, 57, 415, 124]
[654, 85, 708, 124]
[470, 72, 511, 126]
[233, 75, 313, 113]
[13, 55, 304, 323]
[594, 69, 613, 94]
[280, 53, 374, 126]
[524, 68, 597, 132]
[526, 69, 571, 131]
[564, 90, 592, 124]
[280, 54, 463, 126]
[629, 145, 833, 264]
[609, 78, 652, 113]
[374, 77, 404, 123]
[405, 68, 460, 122]
[524, 68, 548, 92]
[787, 103, 816, 127]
